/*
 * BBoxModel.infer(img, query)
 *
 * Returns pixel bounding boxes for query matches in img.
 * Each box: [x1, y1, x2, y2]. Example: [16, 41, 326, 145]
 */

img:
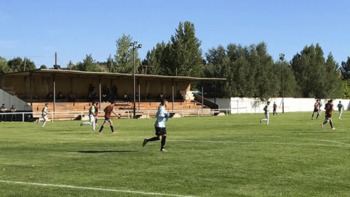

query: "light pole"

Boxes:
[279, 53, 285, 114]
[130, 41, 142, 118]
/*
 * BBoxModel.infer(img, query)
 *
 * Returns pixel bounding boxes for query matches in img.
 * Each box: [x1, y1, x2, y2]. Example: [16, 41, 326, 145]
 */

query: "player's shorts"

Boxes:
[42, 115, 48, 121]
[155, 127, 166, 135]
[89, 115, 95, 123]
[325, 114, 332, 119]
[313, 109, 319, 112]
[264, 113, 269, 119]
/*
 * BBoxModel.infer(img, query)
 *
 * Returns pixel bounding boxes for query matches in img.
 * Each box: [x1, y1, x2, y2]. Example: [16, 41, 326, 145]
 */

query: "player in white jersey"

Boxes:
[80, 102, 98, 131]
[260, 101, 270, 125]
[337, 101, 344, 120]
[143, 99, 170, 152]
[39, 103, 49, 127]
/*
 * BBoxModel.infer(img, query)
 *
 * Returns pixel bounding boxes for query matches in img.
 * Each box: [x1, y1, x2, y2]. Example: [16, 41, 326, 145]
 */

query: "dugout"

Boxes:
[0, 69, 225, 118]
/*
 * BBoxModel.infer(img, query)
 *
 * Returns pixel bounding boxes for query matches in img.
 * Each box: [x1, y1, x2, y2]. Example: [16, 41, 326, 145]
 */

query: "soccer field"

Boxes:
[0, 113, 349, 197]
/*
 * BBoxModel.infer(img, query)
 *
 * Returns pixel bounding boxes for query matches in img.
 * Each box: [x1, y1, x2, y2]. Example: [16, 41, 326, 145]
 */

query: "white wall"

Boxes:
[208, 97, 350, 114]
[0, 89, 32, 111]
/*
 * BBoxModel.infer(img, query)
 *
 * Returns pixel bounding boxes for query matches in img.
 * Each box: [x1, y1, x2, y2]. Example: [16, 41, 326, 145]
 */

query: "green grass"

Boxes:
[0, 112, 350, 197]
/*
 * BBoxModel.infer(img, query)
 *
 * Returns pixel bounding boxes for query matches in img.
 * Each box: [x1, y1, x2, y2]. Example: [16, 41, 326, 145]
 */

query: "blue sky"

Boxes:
[0, 0, 349, 67]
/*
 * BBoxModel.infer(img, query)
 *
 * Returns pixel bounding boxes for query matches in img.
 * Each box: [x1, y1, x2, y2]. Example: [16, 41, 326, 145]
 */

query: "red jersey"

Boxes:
[104, 105, 114, 119]
[325, 103, 333, 118]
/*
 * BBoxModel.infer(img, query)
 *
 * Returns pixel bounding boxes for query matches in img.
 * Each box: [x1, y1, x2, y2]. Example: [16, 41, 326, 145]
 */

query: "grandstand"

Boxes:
[0, 69, 225, 120]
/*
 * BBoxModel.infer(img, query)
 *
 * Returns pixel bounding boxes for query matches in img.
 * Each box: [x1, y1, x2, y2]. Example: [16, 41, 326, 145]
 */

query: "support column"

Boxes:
[171, 80, 174, 112]
[53, 75, 56, 120]
[201, 86, 204, 109]
[138, 80, 140, 111]
[30, 73, 33, 106]
[99, 78, 102, 109]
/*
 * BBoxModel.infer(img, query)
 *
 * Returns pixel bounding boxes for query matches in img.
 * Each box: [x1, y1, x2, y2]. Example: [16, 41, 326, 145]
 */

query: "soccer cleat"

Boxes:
[332, 127, 336, 130]
[160, 148, 167, 152]
[142, 139, 148, 147]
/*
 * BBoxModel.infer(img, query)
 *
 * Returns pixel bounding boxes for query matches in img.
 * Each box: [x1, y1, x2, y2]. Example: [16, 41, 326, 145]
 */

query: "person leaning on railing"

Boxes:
[0, 104, 8, 122]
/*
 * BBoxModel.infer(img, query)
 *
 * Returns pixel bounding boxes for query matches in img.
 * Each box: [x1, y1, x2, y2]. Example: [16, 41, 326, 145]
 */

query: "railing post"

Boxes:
[22, 112, 25, 122]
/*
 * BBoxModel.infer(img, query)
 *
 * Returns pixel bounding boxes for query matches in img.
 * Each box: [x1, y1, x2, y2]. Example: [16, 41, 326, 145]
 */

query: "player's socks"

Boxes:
[110, 126, 114, 132]
[161, 136, 166, 149]
[99, 126, 104, 132]
[330, 121, 334, 129]
[142, 139, 148, 146]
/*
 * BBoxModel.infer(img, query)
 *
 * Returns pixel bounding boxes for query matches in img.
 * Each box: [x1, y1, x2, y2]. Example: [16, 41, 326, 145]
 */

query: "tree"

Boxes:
[167, 21, 203, 76]
[0, 56, 9, 73]
[67, 61, 76, 70]
[7, 57, 35, 72]
[144, 42, 170, 75]
[40, 65, 47, 69]
[106, 55, 116, 72]
[324, 53, 342, 97]
[291, 44, 342, 98]
[340, 57, 350, 79]
[73, 54, 102, 72]
[275, 55, 298, 97]
[203, 45, 229, 97]
[144, 21, 203, 76]
[114, 34, 140, 73]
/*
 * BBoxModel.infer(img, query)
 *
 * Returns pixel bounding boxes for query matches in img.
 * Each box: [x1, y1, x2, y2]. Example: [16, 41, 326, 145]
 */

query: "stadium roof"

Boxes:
[1, 69, 226, 81]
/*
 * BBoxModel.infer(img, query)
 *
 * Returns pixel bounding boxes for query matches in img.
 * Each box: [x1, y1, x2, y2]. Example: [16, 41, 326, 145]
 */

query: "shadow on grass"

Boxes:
[77, 150, 138, 154]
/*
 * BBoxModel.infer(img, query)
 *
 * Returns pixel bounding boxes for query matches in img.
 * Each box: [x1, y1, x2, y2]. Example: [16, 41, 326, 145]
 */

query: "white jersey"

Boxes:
[42, 106, 48, 116]
[263, 105, 269, 114]
[155, 105, 169, 128]
[89, 106, 96, 116]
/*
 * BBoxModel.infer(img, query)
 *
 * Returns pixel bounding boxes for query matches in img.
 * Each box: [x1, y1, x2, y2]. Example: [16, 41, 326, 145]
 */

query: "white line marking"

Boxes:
[0, 179, 196, 197]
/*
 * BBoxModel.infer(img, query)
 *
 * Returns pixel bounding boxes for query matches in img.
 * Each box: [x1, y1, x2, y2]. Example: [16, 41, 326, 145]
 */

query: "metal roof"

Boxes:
[1, 69, 226, 81]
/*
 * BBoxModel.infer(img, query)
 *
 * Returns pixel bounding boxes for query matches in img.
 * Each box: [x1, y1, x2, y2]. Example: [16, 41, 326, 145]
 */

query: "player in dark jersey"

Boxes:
[311, 99, 321, 120]
[98, 101, 120, 133]
[272, 102, 277, 116]
[322, 99, 335, 130]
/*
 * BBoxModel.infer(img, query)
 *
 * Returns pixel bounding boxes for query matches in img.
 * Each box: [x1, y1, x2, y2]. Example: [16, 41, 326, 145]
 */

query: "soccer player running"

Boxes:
[260, 101, 270, 125]
[311, 99, 321, 120]
[80, 102, 98, 131]
[322, 99, 335, 130]
[337, 101, 344, 120]
[143, 99, 170, 152]
[98, 101, 120, 133]
[40, 103, 49, 127]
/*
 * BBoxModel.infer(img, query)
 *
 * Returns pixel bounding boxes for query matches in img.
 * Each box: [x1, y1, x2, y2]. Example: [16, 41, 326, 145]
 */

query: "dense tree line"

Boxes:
[1, 21, 349, 98]
[0, 57, 36, 73]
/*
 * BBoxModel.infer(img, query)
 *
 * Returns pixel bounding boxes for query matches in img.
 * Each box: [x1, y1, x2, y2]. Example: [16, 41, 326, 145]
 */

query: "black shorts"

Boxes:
[155, 127, 166, 135]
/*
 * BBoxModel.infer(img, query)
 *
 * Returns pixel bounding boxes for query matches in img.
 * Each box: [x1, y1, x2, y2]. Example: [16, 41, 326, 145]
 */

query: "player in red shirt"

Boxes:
[98, 101, 120, 133]
[311, 99, 321, 120]
[321, 99, 335, 130]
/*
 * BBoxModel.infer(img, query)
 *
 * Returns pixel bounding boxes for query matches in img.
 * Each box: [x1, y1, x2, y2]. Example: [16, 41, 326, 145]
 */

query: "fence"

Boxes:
[209, 97, 350, 114]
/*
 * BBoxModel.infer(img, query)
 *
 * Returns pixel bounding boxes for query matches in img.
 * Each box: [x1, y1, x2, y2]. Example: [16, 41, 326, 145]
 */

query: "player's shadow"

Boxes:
[77, 150, 138, 154]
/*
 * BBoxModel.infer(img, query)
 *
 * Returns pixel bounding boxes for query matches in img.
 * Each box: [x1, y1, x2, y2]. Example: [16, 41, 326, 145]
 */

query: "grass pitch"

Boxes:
[0, 112, 350, 197]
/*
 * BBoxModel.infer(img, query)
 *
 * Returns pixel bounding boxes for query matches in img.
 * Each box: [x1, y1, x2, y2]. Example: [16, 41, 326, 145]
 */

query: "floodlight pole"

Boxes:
[130, 41, 142, 118]
[279, 53, 285, 114]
